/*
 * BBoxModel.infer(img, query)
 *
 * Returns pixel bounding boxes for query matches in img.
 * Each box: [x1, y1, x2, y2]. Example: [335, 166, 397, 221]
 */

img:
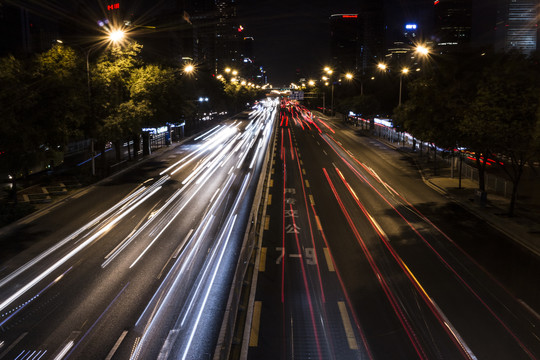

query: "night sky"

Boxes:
[237, 0, 434, 85]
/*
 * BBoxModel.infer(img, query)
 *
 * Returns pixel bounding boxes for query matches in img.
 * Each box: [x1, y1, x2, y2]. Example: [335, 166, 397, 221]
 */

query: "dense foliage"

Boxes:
[393, 51, 540, 215]
[0, 42, 262, 190]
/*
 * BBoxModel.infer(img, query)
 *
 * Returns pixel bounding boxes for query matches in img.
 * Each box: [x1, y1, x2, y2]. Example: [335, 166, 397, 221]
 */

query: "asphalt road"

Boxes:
[0, 101, 278, 360]
[247, 104, 540, 360]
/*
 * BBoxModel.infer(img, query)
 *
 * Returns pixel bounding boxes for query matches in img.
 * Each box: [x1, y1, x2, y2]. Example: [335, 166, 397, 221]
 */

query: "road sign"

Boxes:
[290, 91, 304, 100]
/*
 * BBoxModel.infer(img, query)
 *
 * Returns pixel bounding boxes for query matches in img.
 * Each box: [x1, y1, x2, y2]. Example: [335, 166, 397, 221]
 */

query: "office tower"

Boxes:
[330, 14, 361, 73]
[359, 0, 385, 71]
[186, 0, 241, 74]
[495, 0, 538, 55]
[434, 0, 473, 52]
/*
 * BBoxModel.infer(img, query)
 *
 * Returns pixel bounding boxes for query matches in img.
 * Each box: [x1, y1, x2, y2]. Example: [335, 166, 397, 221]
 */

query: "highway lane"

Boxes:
[0, 100, 278, 360]
[247, 103, 540, 359]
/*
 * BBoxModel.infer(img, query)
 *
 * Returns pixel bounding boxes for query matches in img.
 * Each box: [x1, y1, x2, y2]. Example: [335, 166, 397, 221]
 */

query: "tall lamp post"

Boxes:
[398, 67, 409, 106]
[58, 28, 125, 176]
[323, 67, 335, 115]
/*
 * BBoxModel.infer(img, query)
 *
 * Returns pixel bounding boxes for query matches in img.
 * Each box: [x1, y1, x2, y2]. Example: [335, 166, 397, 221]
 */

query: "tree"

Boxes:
[224, 83, 259, 114]
[92, 42, 143, 161]
[0, 55, 37, 202]
[129, 65, 187, 127]
[336, 94, 380, 120]
[463, 52, 540, 215]
[103, 100, 154, 159]
[33, 44, 86, 147]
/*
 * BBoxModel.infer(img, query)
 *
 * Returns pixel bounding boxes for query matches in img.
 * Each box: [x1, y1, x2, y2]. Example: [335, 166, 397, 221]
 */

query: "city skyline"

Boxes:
[238, 0, 435, 85]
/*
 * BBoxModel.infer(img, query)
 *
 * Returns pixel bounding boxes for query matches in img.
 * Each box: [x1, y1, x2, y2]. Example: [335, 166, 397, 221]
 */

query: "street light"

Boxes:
[55, 39, 102, 176]
[108, 29, 125, 43]
[415, 44, 430, 56]
[322, 67, 336, 115]
[399, 68, 409, 106]
[183, 63, 195, 74]
[377, 63, 410, 106]
[81, 27, 125, 175]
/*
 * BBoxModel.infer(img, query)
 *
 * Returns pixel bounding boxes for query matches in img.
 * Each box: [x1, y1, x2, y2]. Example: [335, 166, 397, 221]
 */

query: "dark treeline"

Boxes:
[335, 51, 540, 216]
[0, 42, 262, 200]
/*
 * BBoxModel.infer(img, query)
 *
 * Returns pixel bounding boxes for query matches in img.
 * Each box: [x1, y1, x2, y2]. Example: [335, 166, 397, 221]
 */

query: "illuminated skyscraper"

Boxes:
[329, 1, 384, 75]
[495, 0, 538, 55]
[186, 0, 241, 73]
[359, 0, 385, 71]
[434, 0, 473, 52]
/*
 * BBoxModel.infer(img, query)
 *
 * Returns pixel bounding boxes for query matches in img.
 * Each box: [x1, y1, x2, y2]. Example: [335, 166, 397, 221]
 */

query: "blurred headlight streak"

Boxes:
[0, 186, 147, 289]
[0, 182, 163, 312]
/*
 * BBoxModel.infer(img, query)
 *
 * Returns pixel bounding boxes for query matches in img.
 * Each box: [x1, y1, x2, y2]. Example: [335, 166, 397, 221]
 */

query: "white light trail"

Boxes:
[0, 186, 147, 289]
[53, 341, 73, 360]
[101, 186, 185, 268]
[180, 214, 237, 360]
[249, 139, 263, 169]
[193, 125, 222, 141]
[0, 185, 161, 312]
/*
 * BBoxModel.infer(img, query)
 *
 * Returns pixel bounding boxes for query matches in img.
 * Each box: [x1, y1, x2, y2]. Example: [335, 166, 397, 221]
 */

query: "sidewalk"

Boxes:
[380, 138, 540, 258]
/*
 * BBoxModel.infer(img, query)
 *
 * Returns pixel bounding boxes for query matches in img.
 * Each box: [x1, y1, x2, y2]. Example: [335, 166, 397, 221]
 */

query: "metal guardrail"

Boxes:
[371, 124, 518, 199]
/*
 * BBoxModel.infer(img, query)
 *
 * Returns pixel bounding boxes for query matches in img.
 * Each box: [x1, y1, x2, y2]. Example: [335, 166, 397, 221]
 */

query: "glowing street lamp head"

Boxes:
[415, 45, 429, 56]
[401, 67, 410, 75]
[345, 73, 353, 80]
[225, 67, 231, 73]
[108, 29, 125, 43]
[308, 80, 315, 86]
[377, 63, 387, 71]
[232, 70, 238, 76]
[184, 64, 195, 73]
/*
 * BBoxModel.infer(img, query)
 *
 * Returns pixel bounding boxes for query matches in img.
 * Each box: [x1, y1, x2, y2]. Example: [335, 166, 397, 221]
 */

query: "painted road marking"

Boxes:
[302, 168, 306, 175]
[323, 248, 335, 272]
[264, 215, 270, 230]
[269, 179, 273, 187]
[267, 194, 272, 206]
[305, 179, 310, 188]
[249, 301, 262, 347]
[259, 247, 267, 272]
[338, 301, 359, 349]
[309, 195, 315, 206]
[286, 224, 300, 233]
